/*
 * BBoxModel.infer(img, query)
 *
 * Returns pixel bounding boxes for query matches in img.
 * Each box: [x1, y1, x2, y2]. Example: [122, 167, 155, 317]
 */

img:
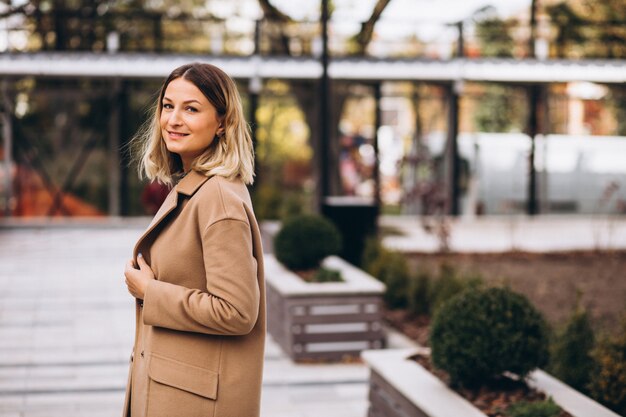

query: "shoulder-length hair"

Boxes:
[136, 62, 254, 185]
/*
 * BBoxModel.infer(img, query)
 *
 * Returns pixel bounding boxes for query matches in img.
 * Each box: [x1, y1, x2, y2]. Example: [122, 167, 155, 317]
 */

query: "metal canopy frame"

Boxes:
[0, 53, 625, 84]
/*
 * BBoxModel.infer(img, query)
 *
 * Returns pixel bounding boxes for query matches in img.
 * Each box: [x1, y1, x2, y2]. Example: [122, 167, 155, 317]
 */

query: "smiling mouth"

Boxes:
[168, 131, 189, 138]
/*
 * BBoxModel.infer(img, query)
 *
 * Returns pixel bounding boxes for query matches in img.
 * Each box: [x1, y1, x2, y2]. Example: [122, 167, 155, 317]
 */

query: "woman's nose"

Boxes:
[167, 109, 183, 126]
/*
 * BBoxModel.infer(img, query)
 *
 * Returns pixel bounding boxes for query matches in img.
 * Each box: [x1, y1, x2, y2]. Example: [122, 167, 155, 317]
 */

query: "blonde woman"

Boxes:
[123, 63, 265, 417]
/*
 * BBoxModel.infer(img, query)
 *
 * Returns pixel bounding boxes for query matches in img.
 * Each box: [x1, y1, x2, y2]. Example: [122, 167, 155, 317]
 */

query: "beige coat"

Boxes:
[123, 171, 265, 417]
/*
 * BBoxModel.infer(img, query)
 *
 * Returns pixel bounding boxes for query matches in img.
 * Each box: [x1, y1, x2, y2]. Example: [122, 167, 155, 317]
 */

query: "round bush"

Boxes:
[430, 287, 549, 386]
[274, 214, 342, 270]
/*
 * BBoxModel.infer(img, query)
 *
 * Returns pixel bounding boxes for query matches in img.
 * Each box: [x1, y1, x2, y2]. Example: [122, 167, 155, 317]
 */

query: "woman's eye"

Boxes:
[163, 103, 173, 109]
[186, 106, 198, 113]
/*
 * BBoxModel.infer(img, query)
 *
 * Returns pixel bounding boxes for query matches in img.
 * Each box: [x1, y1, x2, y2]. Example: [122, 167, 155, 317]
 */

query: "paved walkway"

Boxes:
[0, 224, 414, 417]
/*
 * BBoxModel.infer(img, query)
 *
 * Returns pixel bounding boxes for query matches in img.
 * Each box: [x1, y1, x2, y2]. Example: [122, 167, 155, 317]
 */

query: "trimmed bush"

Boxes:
[368, 250, 410, 309]
[274, 214, 342, 270]
[589, 319, 626, 415]
[549, 308, 595, 393]
[430, 287, 549, 387]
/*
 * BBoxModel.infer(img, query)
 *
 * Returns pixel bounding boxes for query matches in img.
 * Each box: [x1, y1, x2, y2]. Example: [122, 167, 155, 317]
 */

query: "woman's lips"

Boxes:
[168, 131, 189, 138]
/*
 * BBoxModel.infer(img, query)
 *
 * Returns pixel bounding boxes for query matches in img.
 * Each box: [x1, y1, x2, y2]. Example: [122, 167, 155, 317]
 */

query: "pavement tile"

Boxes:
[0, 225, 376, 417]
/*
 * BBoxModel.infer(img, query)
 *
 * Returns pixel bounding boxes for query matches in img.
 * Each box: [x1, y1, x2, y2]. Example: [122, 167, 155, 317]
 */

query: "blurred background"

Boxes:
[0, 0, 624, 220]
[0, 1, 626, 417]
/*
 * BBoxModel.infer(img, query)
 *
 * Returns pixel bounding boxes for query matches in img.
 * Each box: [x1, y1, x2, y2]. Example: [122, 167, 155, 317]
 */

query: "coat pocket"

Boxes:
[148, 353, 219, 400]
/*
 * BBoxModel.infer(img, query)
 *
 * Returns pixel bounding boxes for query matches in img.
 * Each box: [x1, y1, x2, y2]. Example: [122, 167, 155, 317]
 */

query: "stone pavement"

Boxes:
[0, 224, 397, 417]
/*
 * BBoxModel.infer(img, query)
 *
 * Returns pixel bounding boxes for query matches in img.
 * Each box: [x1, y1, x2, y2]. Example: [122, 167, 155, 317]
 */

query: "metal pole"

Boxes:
[526, 0, 540, 215]
[319, 0, 330, 210]
[529, 0, 537, 57]
[446, 81, 461, 216]
[373, 82, 381, 211]
[456, 21, 464, 58]
[2, 80, 12, 217]
[527, 85, 539, 215]
[443, 21, 465, 216]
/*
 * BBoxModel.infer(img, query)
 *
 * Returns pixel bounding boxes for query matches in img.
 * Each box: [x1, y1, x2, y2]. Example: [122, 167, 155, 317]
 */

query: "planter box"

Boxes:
[265, 254, 386, 361]
[362, 349, 621, 417]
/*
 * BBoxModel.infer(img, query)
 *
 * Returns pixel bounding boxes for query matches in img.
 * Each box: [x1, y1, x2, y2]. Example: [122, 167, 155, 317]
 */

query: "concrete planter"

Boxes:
[265, 254, 386, 361]
[362, 348, 621, 417]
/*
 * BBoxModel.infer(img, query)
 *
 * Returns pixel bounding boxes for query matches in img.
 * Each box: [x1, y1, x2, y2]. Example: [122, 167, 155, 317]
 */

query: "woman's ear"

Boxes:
[216, 121, 225, 138]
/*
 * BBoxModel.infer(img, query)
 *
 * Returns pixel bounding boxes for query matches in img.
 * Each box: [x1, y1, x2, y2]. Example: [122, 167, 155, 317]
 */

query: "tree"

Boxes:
[545, 0, 626, 136]
[2, 0, 219, 53]
[474, 18, 515, 58]
[546, 0, 626, 59]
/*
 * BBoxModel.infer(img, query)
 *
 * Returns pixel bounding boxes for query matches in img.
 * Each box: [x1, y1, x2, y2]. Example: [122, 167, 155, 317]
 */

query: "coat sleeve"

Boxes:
[142, 218, 260, 336]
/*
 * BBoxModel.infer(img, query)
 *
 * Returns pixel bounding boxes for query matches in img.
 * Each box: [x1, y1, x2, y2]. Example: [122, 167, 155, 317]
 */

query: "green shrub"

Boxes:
[368, 250, 410, 309]
[274, 214, 342, 270]
[589, 319, 626, 415]
[280, 192, 306, 220]
[549, 308, 595, 393]
[507, 398, 560, 417]
[252, 184, 283, 220]
[428, 264, 465, 314]
[430, 287, 549, 387]
[408, 270, 431, 316]
[361, 236, 385, 275]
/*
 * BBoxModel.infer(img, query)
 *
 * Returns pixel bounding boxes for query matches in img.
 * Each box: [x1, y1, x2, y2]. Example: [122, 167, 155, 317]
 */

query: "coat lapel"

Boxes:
[132, 171, 210, 259]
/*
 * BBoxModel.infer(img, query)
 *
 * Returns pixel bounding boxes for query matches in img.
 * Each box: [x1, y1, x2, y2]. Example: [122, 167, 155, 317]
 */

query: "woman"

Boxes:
[123, 63, 265, 417]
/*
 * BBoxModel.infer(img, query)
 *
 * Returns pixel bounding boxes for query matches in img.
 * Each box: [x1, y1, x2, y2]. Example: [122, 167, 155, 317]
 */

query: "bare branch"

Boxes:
[355, 0, 392, 55]
[257, 0, 292, 23]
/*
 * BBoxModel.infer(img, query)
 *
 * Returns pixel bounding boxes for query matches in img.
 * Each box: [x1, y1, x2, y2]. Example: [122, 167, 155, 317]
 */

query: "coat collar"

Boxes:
[175, 170, 210, 197]
[133, 170, 210, 259]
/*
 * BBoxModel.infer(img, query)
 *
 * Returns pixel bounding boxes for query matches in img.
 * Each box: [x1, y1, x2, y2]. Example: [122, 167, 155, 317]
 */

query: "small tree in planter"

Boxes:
[430, 287, 550, 387]
[274, 214, 342, 282]
[266, 214, 386, 361]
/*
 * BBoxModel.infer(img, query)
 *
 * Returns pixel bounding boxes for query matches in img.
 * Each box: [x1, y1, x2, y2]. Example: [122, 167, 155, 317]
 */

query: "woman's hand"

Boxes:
[124, 254, 155, 300]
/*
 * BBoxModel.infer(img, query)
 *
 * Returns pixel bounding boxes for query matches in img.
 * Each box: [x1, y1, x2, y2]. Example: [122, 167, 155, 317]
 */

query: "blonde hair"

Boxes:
[135, 63, 255, 185]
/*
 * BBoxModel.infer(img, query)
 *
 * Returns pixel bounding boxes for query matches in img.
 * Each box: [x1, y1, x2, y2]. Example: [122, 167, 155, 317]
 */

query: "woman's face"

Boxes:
[160, 77, 223, 171]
